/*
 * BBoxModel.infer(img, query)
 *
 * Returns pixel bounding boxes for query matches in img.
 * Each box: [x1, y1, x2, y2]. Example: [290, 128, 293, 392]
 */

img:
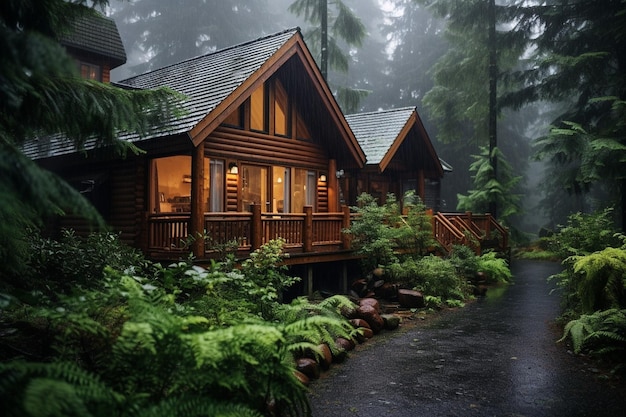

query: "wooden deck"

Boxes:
[145, 206, 508, 263]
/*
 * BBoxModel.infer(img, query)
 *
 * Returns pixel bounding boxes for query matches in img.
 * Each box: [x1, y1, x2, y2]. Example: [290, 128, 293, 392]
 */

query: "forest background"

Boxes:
[106, 0, 625, 240]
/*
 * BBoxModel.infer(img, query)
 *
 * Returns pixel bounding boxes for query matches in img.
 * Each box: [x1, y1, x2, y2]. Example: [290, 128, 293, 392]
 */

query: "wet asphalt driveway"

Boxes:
[308, 260, 626, 416]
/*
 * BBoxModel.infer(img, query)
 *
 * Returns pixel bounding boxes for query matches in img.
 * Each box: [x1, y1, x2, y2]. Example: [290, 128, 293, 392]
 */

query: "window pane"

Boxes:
[250, 85, 265, 131]
[153, 155, 191, 213]
[272, 166, 289, 213]
[242, 165, 268, 211]
[274, 81, 288, 136]
[210, 160, 224, 211]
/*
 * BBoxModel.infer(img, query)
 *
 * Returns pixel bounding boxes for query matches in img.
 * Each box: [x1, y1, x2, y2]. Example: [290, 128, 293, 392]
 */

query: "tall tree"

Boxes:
[288, 0, 367, 112]
[416, 0, 529, 224]
[0, 0, 180, 278]
[501, 0, 626, 230]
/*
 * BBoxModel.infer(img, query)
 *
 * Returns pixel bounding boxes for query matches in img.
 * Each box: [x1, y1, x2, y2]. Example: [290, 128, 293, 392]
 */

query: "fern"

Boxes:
[572, 247, 626, 313]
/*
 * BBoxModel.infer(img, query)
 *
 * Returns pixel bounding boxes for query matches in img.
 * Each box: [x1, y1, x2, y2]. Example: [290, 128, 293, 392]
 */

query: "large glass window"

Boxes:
[80, 62, 101, 81]
[209, 160, 224, 211]
[150, 155, 209, 213]
[242, 165, 268, 211]
[292, 169, 316, 212]
[250, 84, 266, 132]
[274, 81, 289, 136]
[272, 166, 290, 213]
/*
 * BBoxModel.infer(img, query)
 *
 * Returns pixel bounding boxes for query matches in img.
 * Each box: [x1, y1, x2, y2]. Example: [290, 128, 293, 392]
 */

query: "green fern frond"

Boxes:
[136, 395, 263, 417]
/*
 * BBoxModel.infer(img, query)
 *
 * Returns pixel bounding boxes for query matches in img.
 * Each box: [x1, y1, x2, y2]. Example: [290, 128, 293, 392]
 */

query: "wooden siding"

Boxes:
[207, 127, 328, 169]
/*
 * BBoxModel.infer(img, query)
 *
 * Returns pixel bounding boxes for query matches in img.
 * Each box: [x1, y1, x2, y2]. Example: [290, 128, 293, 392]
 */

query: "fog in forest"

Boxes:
[105, 0, 617, 240]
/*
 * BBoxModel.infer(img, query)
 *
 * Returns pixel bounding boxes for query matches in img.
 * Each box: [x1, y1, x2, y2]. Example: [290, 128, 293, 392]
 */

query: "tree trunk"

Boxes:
[488, 0, 498, 218]
[320, 0, 328, 79]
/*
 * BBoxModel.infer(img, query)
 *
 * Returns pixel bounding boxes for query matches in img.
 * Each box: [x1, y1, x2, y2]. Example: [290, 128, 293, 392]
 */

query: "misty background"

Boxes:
[103, 0, 586, 240]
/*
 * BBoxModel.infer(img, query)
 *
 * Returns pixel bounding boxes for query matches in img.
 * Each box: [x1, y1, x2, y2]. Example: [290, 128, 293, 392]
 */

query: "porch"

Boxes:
[144, 204, 509, 264]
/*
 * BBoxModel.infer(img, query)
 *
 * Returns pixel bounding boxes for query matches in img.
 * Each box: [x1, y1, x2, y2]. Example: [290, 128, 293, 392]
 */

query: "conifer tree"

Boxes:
[0, 0, 180, 277]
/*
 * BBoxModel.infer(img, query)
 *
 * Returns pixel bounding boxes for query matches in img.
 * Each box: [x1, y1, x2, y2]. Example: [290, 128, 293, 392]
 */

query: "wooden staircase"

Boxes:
[431, 211, 509, 256]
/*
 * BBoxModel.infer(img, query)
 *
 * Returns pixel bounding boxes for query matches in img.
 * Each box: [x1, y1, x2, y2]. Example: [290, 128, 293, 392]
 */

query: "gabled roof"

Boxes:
[60, 12, 126, 67]
[26, 28, 365, 166]
[119, 28, 364, 165]
[345, 107, 445, 177]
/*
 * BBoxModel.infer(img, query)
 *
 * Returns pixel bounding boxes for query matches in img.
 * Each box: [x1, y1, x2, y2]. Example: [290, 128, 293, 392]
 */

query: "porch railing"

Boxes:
[146, 205, 350, 256]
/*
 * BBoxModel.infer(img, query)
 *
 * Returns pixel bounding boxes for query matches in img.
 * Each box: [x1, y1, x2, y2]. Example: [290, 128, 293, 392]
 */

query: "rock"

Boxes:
[397, 288, 425, 309]
[293, 370, 310, 386]
[335, 337, 355, 352]
[359, 297, 381, 313]
[381, 314, 401, 330]
[350, 318, 371, 329]
[340, 302, 358, 319]
[375, 282, 398, 299]
[360, 327, 374, 339]
[357, 304, 385, 333]
[317, 343, 333, 370]
[351, 279, 368, 297]
[296, 357, 320, 379]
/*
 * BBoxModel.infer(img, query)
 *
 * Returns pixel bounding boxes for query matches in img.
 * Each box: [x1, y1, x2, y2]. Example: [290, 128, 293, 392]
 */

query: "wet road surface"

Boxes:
[308, 260, 626, 416]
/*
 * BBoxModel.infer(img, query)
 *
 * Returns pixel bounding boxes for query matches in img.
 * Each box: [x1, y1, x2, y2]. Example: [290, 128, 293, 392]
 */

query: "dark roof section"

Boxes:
[117, 28, 299, 141]
[345, 107, 446, 176]
[60, 12, 127, 67]
[24, 28, 365, 167]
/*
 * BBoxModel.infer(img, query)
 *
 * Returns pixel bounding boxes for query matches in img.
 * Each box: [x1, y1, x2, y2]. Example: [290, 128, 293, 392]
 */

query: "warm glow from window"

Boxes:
[242, 165, 268, 211]
[274, 81, 288, 136]
[80, 62, 101, 81]
[151, 155, 210, 213]
[250, 85, 265, 131]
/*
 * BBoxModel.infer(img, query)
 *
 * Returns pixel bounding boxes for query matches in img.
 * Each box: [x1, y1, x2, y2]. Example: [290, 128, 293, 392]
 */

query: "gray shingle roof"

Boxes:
[346, 107, 451, 173]
[117, 28, 300, 139]
[23, 28, 301, 160]
[345, 107, 416, 165]
[60, 13, 126, 66]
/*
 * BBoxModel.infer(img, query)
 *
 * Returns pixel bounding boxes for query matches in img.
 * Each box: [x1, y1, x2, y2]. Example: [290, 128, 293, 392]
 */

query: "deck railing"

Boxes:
[147, 207, 508, 259]
[146, 205, 350, 256]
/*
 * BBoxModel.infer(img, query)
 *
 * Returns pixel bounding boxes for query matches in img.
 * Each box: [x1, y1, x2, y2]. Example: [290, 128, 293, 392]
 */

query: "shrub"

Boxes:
[22, 229, 148, 296]
[448, 244, 480, 281]
[476, 252, 512, 284]
[549, 208, 622, 258]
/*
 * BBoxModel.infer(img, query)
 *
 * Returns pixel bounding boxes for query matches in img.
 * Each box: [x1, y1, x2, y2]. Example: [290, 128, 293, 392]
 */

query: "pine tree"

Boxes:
[0, 0, 180, 278]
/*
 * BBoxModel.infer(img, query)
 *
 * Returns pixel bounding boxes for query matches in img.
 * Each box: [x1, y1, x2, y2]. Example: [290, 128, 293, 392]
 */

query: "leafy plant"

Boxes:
[447, 244, 480, 281]
[476, 252, 512, 284]
[559, 309, 626, 370]
[548, 208, 622, 258]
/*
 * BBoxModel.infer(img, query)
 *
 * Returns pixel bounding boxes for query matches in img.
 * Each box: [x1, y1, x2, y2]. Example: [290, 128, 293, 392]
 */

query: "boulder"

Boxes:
[296, 357, 320, 379]
[359, 297, 381, 313]
[350, 318, 371, 329]
[397, 289, 425, 309]
[381, 314, 401, 330]
[360, 327, 374, 339]
[293, 370, 310, 386]
[357, 304, 385, 333]
[316, 343, 333, 370]
[335, 337, 355, 352]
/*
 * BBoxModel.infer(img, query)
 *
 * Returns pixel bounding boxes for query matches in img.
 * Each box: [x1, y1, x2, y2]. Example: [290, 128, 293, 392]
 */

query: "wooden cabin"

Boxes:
[59, 12, 127, 82]
[345, 107, 451, 212]
[24, 20, 509, 294]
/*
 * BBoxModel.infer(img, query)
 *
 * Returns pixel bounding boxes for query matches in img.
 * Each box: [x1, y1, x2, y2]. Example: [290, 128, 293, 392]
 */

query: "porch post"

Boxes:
[251, 203, 262, 250]
[341, 204, 351, 250]
[303, 205, 313, 253]
[328, 159, 338, 212]
[190, 141, 205, 257]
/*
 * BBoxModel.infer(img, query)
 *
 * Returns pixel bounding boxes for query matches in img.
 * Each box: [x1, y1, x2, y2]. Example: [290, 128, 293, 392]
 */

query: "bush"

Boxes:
[21, 229, 148, 296]
[549, 208, 622, 258]
[476, 252, 512, 284]
[447, 244, 480, 281]
[389, 255, 470, 307]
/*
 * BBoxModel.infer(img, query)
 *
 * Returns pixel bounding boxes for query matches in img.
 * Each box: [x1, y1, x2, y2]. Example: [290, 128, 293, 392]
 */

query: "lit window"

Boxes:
[274, 81, 289, 136]
[250, 85, 266, 131]
[80, 62, 101, 81]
